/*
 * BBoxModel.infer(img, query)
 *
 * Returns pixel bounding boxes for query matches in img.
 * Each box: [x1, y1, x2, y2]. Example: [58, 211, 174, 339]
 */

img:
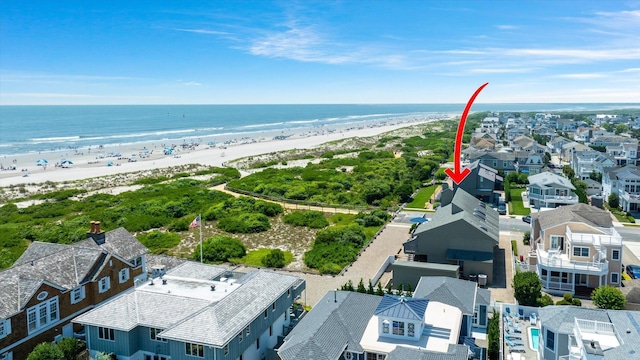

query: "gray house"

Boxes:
[400, 188, 500, 286]
[414, 277, 491, 339]
[538, 306, 640, 360]
[453, 160, 503, 204]
[74, 262, 305, 360]
[277, 291, 472, 360]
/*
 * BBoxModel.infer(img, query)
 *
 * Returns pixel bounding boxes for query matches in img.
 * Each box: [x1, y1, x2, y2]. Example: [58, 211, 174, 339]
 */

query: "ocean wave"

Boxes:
[287, 119, 320, 125]
[30, 136, 81, 143]
[240, 122, 286, 129]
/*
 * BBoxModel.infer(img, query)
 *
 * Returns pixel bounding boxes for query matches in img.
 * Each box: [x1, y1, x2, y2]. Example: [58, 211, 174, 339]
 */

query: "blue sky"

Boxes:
[1, 0, 639, 105]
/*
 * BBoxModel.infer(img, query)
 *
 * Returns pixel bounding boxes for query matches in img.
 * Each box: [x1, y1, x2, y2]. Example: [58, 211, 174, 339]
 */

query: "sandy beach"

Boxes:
[0, 117, 446, 189]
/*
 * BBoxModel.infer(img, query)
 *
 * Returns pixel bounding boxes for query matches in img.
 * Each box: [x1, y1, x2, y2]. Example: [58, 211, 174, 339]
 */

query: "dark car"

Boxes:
[522, 215, 531, 223]
[626, 264, 640, 279]
[498, 200, 506, 215]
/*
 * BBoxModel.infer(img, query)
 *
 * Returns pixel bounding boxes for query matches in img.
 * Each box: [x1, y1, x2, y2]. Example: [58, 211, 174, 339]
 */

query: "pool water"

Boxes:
[529, 327, 540, 351]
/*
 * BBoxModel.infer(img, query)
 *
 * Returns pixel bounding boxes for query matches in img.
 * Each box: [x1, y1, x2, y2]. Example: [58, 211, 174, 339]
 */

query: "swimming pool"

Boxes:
[528, 327, 540, 351]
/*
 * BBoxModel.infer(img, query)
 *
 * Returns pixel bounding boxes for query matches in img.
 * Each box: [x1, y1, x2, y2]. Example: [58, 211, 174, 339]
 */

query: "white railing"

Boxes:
[566, 226, 622, 246]
[540, 279, 574, 292]
[576, 319, 616, 335]
[537, 249, 608, 273]
[528, 192, 579, 203]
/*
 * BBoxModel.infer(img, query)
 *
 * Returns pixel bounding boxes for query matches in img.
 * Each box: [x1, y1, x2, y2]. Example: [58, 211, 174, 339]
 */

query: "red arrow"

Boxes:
[445, 82, 489, 184]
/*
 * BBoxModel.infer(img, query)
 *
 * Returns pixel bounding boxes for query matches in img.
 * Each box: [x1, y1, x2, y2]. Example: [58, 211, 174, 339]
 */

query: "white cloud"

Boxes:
[553, 73, 606, 79]
[173, 28, 233, 36]
[183, 81, 202, 86]
[496, 25, 518, 30]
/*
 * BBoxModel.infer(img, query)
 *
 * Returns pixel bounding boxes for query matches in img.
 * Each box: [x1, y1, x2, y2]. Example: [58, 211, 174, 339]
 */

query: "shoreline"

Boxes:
[0, 116, 448, 189]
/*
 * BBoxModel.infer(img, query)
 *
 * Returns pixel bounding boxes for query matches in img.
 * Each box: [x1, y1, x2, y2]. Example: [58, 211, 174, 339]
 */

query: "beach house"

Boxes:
[602, 165, 640, 213]
[277, 287, 483, 360]
[0, 222, 148, 360]
[74, 262, 305, 360]
[527, 171, 578, 209]
[528, 204, 623, 296]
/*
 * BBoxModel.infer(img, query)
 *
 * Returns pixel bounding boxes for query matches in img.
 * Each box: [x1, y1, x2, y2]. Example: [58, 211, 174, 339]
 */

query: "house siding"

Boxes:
[87, 326, 131, 356]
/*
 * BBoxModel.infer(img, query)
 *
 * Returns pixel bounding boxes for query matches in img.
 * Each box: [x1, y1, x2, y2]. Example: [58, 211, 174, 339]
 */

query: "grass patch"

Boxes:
[406, 185, 438, 209]
[509, 188, 530, 216]
[232, 248, 294, 267]
[329, 213, 357, 226]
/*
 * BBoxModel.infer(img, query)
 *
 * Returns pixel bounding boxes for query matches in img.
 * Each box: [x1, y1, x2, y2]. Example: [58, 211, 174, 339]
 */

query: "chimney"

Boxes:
[87, 220, 106, 244]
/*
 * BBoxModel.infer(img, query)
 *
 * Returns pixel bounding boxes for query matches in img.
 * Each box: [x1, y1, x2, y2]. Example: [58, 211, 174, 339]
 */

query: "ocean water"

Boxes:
[1, 103, 639, 156]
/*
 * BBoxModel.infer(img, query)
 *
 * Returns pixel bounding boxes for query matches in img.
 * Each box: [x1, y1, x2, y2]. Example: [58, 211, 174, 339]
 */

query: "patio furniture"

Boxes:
[530, 312, 537, 326]
[518, 308, 525, 320]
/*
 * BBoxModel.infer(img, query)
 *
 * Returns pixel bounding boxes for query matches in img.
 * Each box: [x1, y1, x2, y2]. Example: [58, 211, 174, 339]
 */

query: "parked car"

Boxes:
[498, 200, 506, 215]
[522, 215, 531, 223]
[626, 264, 640, 279]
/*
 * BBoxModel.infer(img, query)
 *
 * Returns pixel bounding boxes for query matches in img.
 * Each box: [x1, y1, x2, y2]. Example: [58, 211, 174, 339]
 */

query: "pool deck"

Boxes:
[503, 314, 540, 360]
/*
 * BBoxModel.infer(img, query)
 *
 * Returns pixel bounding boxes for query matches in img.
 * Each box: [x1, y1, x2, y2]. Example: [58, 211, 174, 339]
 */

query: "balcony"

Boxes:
[528, 192, 579, 205]
[566, 226, 622, 247]
[618, 190, 640, 203]
[536, 248, 608, 274]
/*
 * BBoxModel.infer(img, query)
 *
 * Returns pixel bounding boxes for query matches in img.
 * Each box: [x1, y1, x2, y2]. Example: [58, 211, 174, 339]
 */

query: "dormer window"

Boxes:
[392, 321, 405, 336]
[408, 323, 415, 337]
[382, 320, 389, 334]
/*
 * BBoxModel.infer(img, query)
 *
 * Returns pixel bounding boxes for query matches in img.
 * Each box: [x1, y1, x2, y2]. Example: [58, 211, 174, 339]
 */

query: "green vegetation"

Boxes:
[195, 235, 247, 263]
[230, 248, 293, 268]
[27, 338, 84, 360]
[591, 286, 626, 310]
[511, 240, 518, 257]
[487, 310, 500, 360]
[523, 231, 530, 245]
[261, 248, 287, 268]
[513, 271, 542, 306]
[508, 188, 530, 215]
[406, 185, 438, 208]
[556, 293, 582, 306]
[283, 210, 329, 228]
[137, 230, 181, 254]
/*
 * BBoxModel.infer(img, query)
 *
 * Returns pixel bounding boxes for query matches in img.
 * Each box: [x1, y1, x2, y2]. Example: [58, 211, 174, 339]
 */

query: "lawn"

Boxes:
[406, 185, 438, 209]
[232, 248, 294, 267]
[509, 188, 530, 215]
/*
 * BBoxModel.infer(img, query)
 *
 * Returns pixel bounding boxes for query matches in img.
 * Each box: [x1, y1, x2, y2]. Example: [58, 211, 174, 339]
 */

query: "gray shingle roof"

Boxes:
[72, 290, 211, 331]
[160, 270, 300, 346]
[386, 344, 469, 360]
[278, 291, 382, 360]
[539, 306, 610, 334]
[166, 261, 228, 281]
[533, 203, 612, 230]
[75, 227, 147, 261]
[528, 171, 575, 190]
[413, 277, 477, 315]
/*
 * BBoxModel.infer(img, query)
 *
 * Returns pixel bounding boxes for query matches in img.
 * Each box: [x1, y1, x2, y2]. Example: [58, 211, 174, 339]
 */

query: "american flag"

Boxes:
[190, 215, 201, 228]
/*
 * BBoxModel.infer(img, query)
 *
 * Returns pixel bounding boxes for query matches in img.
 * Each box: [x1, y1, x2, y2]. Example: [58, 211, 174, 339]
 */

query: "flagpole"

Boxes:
[199, 214, 203, 263]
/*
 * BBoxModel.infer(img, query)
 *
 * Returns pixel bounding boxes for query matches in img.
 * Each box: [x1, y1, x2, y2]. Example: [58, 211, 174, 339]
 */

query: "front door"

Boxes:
[575, 273, 587, 285]
[62, 323, 73, 338]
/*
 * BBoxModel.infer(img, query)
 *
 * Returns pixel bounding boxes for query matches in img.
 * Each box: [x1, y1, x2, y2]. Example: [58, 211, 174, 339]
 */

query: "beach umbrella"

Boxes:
[410, 217, 429, 223]
[36, 159, 48, 165]
[106, 161, 114, 166]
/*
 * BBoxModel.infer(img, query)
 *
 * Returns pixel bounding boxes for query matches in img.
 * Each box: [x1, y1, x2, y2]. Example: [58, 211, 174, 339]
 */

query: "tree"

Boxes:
[367, 280, 375, 295]
[589, 170, 602, 183]
[487, 310, 500, 360]
[513, 271, 542, 306]
[556, 293, 582, 306]
[262, 248, 286, 268]
[375, 282, 385, 296]
[523, 231, 531, 245]
[357, 278, 367, 293]
[562, 165, 575, 179]
[27, 342, 64, 360]
[608, 193, 620, 209]
[591, 286, 626, 310]
[57, 337, 84, 360]
[615, 124, 628, 135]
[195, 236, 246, 263]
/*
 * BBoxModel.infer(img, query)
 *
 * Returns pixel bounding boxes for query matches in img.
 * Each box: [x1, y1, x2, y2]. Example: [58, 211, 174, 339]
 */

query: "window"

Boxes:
[0, 319, 11, 339]
[546, 329, 555, 351]
[611, 273, 619, 284]
[238, 331, 243, 342]
[185, 343, 204, 357]
[0, 352, 13, 360]
[408, 323, 415, 337]
[573, 247, 589, 257]
[550, 235, 564, 250]
[382, 321, 389, 334]
[132, 256, 143, 268]
[70, 286, 85, 304]
[98, 327, 115, 341]
[98, 276, 111, 293]
[612, 249, 620, 260]
[256, 338, 260, 349]
[26, 297, 59, 334]
[150, 328, 166, 342]
[366, 353, 386, 360]
[119, 268, 130, 283]
[246, 326, 250, 336]
[287, 288, 291, 297]
[392, 321, 404, 336]
[264, 309, 268, 318]
[269, 325, 273, 336]
[144, 355, 168, 360]
[272, 302, 276, 311]
[224, 344, 229, 355]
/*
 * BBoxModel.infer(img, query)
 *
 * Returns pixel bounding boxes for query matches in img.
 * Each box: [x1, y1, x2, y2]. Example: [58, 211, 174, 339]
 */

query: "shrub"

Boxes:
[217, 213, 271, 233]
[513, 271, 542, 306]
[137, 231, 181, 254]
[608, 193, 619, 209]
[523, 231, 531, 245]
[488, 310, 500, 360]
[591, 286, 626, 310]
[537, 294, 554, 307]
[284, 211, 329, 228]
[262, 249, 286, 268]
[57, 337, 85, 360]
[27, 342, 64, 360]
[556, 293, 581, 306]
[195, 236, 246, 263]
[511, 240, 518, 256]
[168, 217, 191, 232]
[315, 224, 367, 247]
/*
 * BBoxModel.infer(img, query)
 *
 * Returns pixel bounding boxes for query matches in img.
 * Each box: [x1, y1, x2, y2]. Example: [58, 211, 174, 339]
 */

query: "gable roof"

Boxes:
[374, 294, 428, 321]
[528, 171, 576, 190]
[278, 291, 382, 360]
[74, 227, 147, 260]
[413, 277, 477, 315]
[533, 203, 612, 230]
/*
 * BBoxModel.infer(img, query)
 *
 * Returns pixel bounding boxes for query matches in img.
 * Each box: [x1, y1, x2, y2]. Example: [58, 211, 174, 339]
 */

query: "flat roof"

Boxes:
[359, 301, 462, 354]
